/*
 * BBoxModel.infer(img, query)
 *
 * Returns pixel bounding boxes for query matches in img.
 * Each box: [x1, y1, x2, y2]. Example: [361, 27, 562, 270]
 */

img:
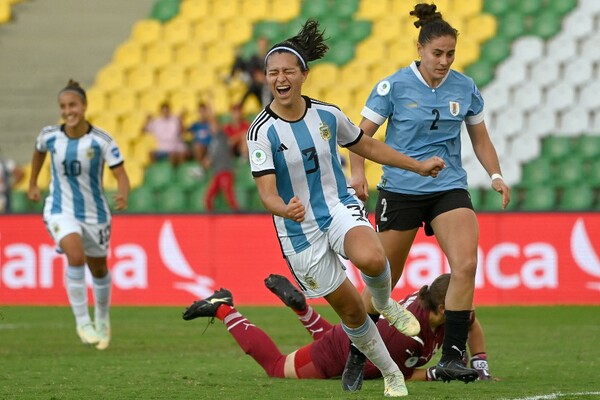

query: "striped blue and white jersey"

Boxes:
[247, 96, 362, 255]
[362, 61, 485, 194]
[35, 124, 124, 223]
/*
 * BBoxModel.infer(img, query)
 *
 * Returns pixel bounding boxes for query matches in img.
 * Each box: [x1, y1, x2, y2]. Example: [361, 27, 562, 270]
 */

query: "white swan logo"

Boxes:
[159, 220, 215, 298]
[571, 218, 600, 291]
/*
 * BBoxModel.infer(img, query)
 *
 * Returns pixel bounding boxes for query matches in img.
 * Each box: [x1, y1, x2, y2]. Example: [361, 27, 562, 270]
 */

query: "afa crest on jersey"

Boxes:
[449, 101, 460, 116]
[86, 148, 96, 159]
[304, 274, 319, 290]
[319, 122, 331, 141]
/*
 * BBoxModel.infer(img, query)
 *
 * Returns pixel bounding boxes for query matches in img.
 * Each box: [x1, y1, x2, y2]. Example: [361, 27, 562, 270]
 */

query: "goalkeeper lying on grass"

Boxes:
[182, 273, 493, 382]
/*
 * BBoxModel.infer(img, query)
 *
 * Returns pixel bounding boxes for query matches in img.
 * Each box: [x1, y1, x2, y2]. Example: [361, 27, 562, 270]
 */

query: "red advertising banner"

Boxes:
[1, 213, 599, 306]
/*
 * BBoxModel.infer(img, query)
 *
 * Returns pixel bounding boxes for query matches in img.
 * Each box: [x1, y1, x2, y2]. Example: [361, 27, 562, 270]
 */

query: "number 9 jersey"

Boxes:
[35, 124, 124, 224]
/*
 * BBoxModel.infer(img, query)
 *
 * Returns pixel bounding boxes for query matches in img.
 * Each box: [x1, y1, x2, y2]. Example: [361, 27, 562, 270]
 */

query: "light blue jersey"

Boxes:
[35, 124, 124, 223]
[362, 61, 485, 194]
[247, 96, 362, 255]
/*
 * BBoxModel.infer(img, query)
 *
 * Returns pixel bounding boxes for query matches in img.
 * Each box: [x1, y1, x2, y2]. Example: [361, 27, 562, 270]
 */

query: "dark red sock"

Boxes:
[296, 306, 333, 341]
[223, 309, 286, 378]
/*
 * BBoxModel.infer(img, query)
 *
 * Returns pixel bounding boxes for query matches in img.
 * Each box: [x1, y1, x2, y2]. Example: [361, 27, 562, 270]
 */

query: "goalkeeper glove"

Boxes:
[470, 352, 491, 380]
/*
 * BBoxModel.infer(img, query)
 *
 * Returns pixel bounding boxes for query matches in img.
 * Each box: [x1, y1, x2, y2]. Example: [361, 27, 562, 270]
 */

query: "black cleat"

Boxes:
[182, 288, 233, 321]
[341, 346, 366, 391]
[264, 274, 307, 311]
[436, 358, 479, 383]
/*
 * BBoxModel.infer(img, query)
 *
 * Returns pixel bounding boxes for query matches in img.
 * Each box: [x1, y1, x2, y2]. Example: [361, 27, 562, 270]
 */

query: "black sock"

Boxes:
[441, 310, 471, 362]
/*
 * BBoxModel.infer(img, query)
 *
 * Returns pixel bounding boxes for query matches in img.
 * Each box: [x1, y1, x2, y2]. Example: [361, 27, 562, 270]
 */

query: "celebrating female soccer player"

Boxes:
[348, 3, 510, 385]
[28, 79, 130, 350]
[236, 19, 445, 397]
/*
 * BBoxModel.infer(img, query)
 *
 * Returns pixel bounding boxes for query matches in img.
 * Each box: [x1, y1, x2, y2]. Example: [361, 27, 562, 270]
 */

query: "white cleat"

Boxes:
[95, 319, 111, 350]
[373, 299, 420, 336]
[384, 370, 408, 397]
[77, 322, 101, 345]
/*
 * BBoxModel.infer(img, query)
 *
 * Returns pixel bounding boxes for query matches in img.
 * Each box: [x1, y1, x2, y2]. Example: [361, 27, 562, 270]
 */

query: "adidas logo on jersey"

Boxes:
[276, 143, 288, 152]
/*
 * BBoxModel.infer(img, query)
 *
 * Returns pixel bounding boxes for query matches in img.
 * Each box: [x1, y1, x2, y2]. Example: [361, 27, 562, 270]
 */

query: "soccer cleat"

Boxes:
[182, 288, 233, 320]
[383, 370, 408, 397]
[373, 299, 420, 337]
[264, 274, 307, 311]
[77, 322, 101, 345]
[341, 347, 366, 391]
[435, 358, 479, 383]
[95, 319, 111, 350]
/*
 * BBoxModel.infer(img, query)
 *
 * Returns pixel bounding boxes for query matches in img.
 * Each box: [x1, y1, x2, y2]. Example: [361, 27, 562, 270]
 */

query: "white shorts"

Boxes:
[45, 214, 111, 257]
[285, 200, 372, 298]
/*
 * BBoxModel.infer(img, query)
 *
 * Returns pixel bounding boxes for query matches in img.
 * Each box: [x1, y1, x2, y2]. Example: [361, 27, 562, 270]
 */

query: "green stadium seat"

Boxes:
[188, 185, 208, 212]
[479, 189, 516, 211]
[253, 21, 285, 43]
[156, 185, 189, 212]
[551, 0, 577, 15]
[479, 37, 511, 66]
[497, 12, 527, 41]
[334, 0, 359, 18]
[554, 157, 585, 188]
[175, 162, 205, 192]
[530, 11, 561, 40]
[323, 39, 355, 65]
[521, 186, 557, 211]
[589, 159, 600, 187]
[9, 190, 31, 213]
[516, 0, 543, 15]
[143, 161, 175, 192]
[464, 60, 495, 88]
[300, 0, 329, 19]
[575, 135, 600, 161]
[557, 185, 595, 211]
[128, 186, 156, 212]
[150, 0, 180, 23]
[519, 158, 553, 188]
[468, 188, 482, 210]
[541, 136, 574, 161]
[346, 20, 371, 43]
[482, 0, 511, 17]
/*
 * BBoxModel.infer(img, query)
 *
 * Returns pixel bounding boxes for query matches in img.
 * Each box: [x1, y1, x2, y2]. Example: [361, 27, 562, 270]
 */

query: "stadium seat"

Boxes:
[125, 161, 144, 189]
[84, 88, 108, 120]
[127, 186, 156, 212]
[192, 18, 221, 45]
[0, 0, 11, 24]
[520, 186, 557, 211]
[530, 58, 560, 87]
[120, 111, 147, 142]
[530, 11, 561, 40]
[240, 0, 269, 22]
[150, 0, 180, 23]
[95, 64, 125, 93]
[479, 36, 510, 66]
[575, 135, 600, 161]
[106, 89, 138, 117]
[143, 161, 174, 191]
[9, 190, 31, 213]
[515, 0, 543, 15]
[479, 189, 516, 211]
[540, 136, 574, 161]
[483, 0, 511, 16]
[554, 157, 585, 188]
[130, 20, 162, 46]
[497, 12, 527, 41]
[511, 81, 542, 112]
[127, 65, 156, 92]
[463, 13, 497, 44]
[169, 88, 198, 115]
[355, 0, 388, 19]
[138, 87, 168, 115]
[266, 0, 301, 22]
[558, 107, 590, 137]
[144, 42, 174, 69]
[253, 21, 285, 44]
[162, 16, 192, 46]
[468, 188, 482, 210]
[511, 36, 545, 64]
[91, 113, 120, 135]
[173, 42, 203, 69]
[178, 0, 208, 22]
[113, 42, 144, 70]
[175, 161, 204, 192]
[519, 158, 553, 188]
[223, 18, 253, 46]
[588, 159, 600, 187]
[155, 185, 189, 212]
[157, 65, 186, 92]
[557, 185, 595, 211]
[450, 0, 482, 19]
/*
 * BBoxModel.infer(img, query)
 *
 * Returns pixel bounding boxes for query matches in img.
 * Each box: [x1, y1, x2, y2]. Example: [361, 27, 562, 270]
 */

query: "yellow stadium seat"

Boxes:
[169, 88, 199, 115]
[355, 38, 386, 65]
[127, 65, 156, 92]
[240, 0, 269, 22]
[162, 16, 192, 46]
[178, 0, 209, 22]
[113, 41, 143, 70]
[464, 13, 497, 44]
[356, 0, 389, 19]
[144, 42, 173, 69]
[120, 111, 147, 143]
[90, 113, 120, 134]
[223, 18, 253, 46]
[371, 17, 403, 42]
[454, 37, 480, 70]
[192, 19, 221, 45]
[103, 165, 119, 191]
[187, 65, 218, 92]
[269, 0, 301, 21]
[84, 87, 108, 120]
[211, 87, 232, 115]
[450, 0, 482, 19]
[211, 0, 240, 21]
[95, 64, 125, 93]
[174, 42, 204, 69]
[157, 64, 186, 92]
[130, 19, 162, 46]
[124, 160, 144, 189]
[131, 134, 157, 167]
[106, 89, 137, 117]
[340, 61, 371, 91]
[389, 1, 417, 17]
[0, 0, 11, 24]
[138, 87, 168, 114]
[205, 42, 235, 69]
[306, 63, 339, 91]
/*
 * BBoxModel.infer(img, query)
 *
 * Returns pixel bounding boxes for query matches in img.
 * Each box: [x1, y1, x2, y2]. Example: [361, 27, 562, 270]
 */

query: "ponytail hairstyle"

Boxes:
[59, 79, 87, 104]
[264, 19, 329, 72]
[418, 273, 451, 312]
[410, 3, 458, 46]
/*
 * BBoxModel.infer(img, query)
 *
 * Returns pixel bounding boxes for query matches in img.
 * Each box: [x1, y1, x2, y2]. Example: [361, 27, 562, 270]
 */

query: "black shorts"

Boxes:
[375, 188, 474, 236]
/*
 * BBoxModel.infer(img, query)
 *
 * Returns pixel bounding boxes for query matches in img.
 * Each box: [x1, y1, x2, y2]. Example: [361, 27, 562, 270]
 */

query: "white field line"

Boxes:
[503, 392, 600, 400]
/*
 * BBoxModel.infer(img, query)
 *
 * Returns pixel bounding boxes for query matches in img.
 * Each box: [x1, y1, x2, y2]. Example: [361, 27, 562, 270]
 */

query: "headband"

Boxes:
[264, 46, 307, 69]
[60, 86, 87, 102]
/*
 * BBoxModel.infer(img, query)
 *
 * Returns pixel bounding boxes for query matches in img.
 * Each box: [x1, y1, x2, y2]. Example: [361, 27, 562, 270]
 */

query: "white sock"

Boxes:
[361, 259, 391, 311]
[342, 318, 399, 376]
[93, 272, 112, 323]
[65, 265, 91, 327]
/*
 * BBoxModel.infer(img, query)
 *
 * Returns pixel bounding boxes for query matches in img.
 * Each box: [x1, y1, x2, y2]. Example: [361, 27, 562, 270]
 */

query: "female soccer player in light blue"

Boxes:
[348, 3, 511, 386]
[28, 79, 130, 350]
[246, 19, 445, 397]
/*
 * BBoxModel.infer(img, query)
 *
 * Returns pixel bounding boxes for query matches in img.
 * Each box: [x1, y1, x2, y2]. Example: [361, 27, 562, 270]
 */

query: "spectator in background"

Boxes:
[144, 102, 187, 167]
[0, 151, 25, 213]
[222, 103, 250, 160]
[187, 102, 217, 177]
[202, 102, 239, 212]
[28, 79, 130, 350]
[227, 36, 273, 110]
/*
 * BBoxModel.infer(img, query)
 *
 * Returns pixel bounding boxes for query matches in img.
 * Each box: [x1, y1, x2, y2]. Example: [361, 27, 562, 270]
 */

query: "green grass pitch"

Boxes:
[1, 305, 599, 399]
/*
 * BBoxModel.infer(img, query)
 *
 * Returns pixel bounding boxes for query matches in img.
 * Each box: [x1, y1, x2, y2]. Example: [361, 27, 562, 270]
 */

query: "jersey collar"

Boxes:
[410, 61, 450, 89]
